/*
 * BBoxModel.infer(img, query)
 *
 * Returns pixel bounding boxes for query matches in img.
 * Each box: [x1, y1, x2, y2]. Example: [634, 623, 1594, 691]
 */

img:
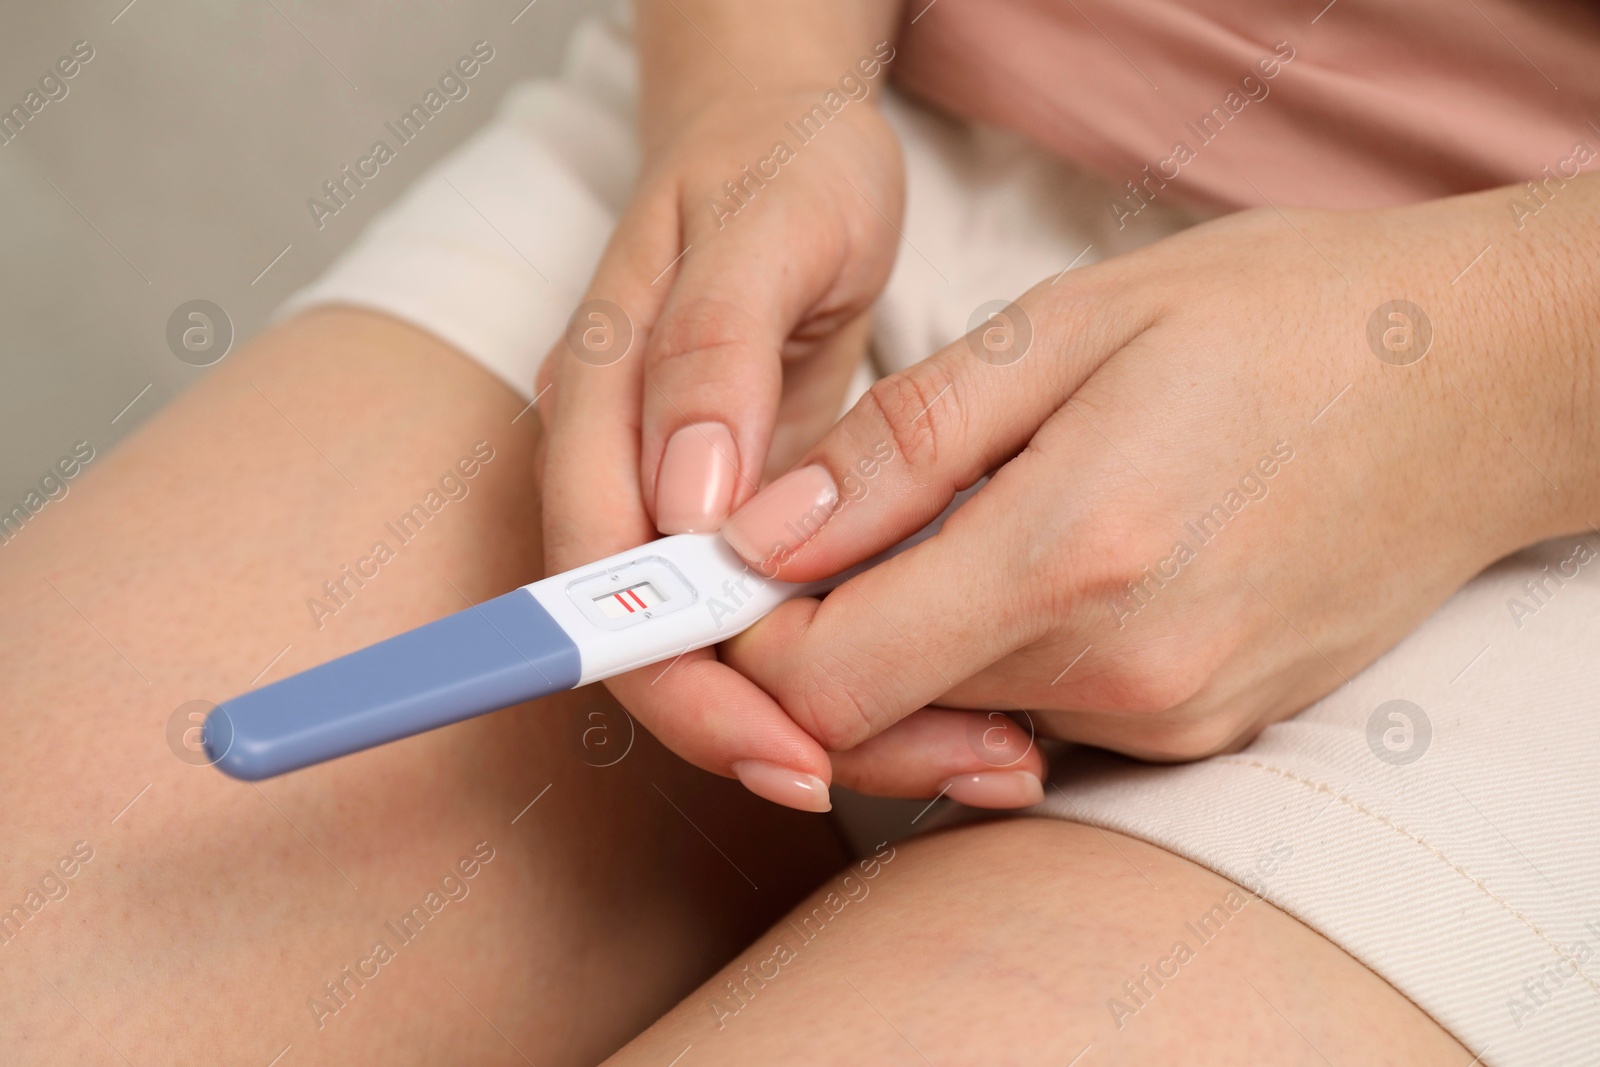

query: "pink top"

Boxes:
[893, 0, 1600, 212]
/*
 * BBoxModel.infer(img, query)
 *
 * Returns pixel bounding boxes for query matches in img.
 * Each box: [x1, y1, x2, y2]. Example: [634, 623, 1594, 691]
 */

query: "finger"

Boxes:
[536, 195, 840, 811]
[591, 309, 860, 783]
[604, 653, 836, 813]
[641, 182, 896, 536]
[828, 708, 1045, 807]
[719, 269, 1153, 581]
[722, 489, 1040, 750]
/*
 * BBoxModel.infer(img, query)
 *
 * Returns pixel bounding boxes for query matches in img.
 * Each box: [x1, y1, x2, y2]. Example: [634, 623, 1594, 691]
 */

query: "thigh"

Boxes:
[0, 309, 845, 1066]
[605, 818, 1469, 1065]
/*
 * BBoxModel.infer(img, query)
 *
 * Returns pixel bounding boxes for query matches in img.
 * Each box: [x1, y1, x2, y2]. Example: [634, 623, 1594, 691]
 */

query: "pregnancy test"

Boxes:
[204, 490, 971, 780]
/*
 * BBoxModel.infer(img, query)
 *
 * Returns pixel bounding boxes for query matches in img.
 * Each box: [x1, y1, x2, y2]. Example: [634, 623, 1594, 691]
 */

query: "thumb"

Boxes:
[720, 276, 1148, 582]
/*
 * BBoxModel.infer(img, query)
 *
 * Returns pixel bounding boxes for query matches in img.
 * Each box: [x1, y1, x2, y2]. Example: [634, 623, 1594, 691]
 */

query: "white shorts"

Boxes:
[282, 12, 1600, 1065]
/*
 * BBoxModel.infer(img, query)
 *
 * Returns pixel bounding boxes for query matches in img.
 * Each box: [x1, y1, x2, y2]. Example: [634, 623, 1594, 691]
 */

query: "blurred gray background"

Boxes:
[0, 0, 596, 506]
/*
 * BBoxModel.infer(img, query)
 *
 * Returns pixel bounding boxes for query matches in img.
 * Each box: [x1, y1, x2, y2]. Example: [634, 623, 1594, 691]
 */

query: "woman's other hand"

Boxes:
[719, 178, 1600, 763]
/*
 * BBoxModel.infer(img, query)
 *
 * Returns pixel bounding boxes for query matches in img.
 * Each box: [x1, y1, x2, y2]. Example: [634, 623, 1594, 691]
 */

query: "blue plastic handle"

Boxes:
[206, 589, 580, 780]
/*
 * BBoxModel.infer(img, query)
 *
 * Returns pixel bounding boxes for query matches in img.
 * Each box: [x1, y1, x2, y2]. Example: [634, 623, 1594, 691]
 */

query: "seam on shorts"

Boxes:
[1215, 756, 1600, 1000]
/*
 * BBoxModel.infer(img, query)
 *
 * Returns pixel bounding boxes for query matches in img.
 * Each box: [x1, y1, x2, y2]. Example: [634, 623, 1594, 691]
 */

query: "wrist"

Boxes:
[1499, 177, 1600, 541]
[643, 82, 900, 180]
[1442, 177, 1600, 547]
[635, 1, 902, 162]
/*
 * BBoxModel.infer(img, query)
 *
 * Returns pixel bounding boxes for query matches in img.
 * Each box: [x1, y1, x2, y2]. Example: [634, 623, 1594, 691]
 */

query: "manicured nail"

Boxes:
[656, 422, 740, 534]
[721, 464, 838, 564]
[939, 771, 1044, 809]
[732, 760, 832, 813]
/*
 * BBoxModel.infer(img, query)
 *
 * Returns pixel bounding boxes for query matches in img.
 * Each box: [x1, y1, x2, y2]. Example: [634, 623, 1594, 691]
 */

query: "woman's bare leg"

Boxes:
[606, 818, 1469, 1065]
[0, 309, 845, 1066]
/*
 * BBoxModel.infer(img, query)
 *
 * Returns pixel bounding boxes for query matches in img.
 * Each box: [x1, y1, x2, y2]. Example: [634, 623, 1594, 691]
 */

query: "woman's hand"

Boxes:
[717, 179, 1600, 763]
[533, 87, 903, 804]
[531, 3, 1045, 812]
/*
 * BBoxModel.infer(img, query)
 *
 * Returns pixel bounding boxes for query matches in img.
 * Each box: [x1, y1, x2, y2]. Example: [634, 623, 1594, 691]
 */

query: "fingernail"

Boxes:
[721, 464, 838, 564]
[732, 760, 832, 813]
[656, 422, 740, 534]
[939, 771, 1044, 809]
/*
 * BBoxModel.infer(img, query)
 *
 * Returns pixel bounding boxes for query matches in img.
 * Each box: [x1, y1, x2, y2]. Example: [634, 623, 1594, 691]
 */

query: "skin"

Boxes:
[0, 309, 1466, 1064]
[724, 178, 1600, 763]
[0, 310, 845, 1065]
[606, 820, 1468, 1066]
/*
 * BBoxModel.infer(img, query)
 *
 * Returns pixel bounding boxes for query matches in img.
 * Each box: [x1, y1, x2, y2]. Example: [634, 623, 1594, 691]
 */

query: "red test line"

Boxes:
[626, 588, 648, 610]
[614, 593, 635, 613]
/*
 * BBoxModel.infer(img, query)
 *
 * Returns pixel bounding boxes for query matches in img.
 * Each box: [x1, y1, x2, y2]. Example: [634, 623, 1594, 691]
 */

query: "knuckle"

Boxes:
[647, 296, 759, 372]
[1065, 512, 1179, 616]
[858, 363, 961, 475]
[1094, 640, 1215, 718]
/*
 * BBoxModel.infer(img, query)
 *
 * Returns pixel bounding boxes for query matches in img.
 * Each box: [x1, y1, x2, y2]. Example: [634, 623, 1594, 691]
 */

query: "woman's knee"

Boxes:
[608, 817, 1466, 1065]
